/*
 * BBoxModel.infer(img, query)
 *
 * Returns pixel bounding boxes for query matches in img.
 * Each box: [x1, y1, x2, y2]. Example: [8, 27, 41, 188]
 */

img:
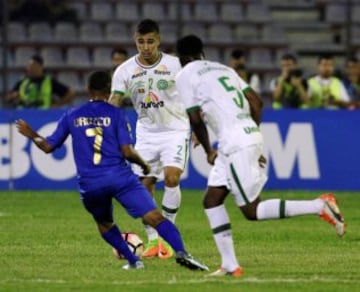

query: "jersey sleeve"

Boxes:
[45, 112, 70, 148]
[116, 110, 134, 146]
[176, 70, 199, 112]
[111, 65, 127, 95]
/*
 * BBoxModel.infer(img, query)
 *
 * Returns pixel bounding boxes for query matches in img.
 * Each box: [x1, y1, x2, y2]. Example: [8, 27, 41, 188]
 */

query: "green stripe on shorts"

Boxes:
[230, 163, 250, 204]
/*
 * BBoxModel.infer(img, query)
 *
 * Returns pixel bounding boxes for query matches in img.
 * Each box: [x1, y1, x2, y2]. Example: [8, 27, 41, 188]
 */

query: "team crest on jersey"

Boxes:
[154, 65, 171, 75]
[140, 92, 164, 109]
[131, 67, 147, 79]
[157, 79, 169, 90]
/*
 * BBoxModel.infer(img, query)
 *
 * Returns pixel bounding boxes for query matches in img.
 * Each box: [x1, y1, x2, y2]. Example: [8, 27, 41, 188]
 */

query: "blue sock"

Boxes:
[101, 225, 138, 264]
[156, 220, 185, 253]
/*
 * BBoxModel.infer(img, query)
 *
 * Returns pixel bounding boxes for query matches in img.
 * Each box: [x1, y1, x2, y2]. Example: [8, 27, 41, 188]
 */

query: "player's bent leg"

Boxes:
[203, 186, 242, 275]
[143, 210, 208, 271]
[97, 221, 140, 267]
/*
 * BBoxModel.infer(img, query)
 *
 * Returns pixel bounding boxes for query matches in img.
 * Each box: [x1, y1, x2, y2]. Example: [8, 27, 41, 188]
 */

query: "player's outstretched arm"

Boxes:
[120, 144, 151, 175]
[244, 88, 263, 126]
[16, 119, 54, 153]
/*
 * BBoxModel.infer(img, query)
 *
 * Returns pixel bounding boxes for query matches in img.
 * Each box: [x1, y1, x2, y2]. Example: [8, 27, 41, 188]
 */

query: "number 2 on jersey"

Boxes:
[86, 127, 103, 165]
[218, 76, 244, 108]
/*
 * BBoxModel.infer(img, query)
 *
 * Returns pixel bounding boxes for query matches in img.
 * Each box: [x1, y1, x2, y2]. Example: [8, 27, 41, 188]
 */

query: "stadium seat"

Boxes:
[93, 47, 113, 67]
[247, 48, 274, 69]
[208, 23, 233, 43]
[40, 47, 64, 68]
[79, 22, 103, 43]
[57, 71, 83, 92]
[14, 47, 37, 67]
[326, 4, 346, 25]
[28, 22, 53, 42]
[7, 71, 24, 89]
[142, 3, 166, 20]
[169, 3, 192, 21]
[246, 4, 272, 23]
[7, 22, 27, 42]
[54, 22, 77, 42]
[116, 2, 140, 21]
[160, 22, 178, 43]
[66, 47, 91, 68]
[220, 3, 244, 22]
[262, 24, 287, 43]
[194, 3, 218, 22]
[90, 2, 113, 21]
[105, 22, 131, 43]
[233, 24, 259, 41]
[68, 1, 87, 20]
[181, 23, 207, 39]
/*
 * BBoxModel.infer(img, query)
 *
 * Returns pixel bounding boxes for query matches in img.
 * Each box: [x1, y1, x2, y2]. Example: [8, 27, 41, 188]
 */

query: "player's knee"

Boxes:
[203, 194, 223, 209]
[143, 209, 165, 227]
[164, 174, 180, 187]
[243, 212, 257, 221]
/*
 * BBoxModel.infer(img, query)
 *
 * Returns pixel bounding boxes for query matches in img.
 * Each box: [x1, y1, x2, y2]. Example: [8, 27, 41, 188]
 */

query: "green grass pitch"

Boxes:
[0, 190, 359, 291]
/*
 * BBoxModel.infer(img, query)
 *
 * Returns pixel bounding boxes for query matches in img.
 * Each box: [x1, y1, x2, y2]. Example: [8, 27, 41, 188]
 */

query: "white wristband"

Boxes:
[33, 137, 43, 143]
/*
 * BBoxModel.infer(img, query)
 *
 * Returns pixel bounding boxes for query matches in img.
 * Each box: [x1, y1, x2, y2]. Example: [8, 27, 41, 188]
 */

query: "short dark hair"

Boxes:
[88, 71, 111, 93]
[318, 53, 333, 63]
[281, 53, 297, 63]
[111, 47, 128, 58]
[31, 54, 44, 66]
[136, 19, 159, 34]
[176, 35, 204, 57]
[231, 49, 245, 59]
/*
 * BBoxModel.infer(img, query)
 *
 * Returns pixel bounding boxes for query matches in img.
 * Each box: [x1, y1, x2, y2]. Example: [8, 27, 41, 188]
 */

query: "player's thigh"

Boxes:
[226, 145, 268, 207]
[114, 176, 157, 218]
[80, 190, 114, 223]
[133, 137, 163, 178]
[160, 131, 190, 171]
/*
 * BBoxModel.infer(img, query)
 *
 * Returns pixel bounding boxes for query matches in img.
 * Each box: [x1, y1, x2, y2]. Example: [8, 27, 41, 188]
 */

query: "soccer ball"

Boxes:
[112, 232, 144, 259]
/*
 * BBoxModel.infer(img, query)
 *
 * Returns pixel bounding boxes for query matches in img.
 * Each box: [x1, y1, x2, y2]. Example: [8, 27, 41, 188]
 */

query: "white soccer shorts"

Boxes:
[208, 144, 268, 207]
[132, 130, 190, 179]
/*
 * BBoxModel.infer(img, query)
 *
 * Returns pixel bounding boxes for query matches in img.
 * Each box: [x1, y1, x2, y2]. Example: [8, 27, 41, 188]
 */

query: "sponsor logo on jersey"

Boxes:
[131, 67, 147, 79]
[140, 92, 164, 109]
[154, 65, 171, 75]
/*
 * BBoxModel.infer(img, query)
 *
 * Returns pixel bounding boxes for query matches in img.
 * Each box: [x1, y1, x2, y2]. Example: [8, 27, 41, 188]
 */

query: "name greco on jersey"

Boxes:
[74, 117, 111, 127]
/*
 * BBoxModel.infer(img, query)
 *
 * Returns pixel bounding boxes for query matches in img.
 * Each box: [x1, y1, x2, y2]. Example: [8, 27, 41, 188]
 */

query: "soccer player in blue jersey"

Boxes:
[16, 70, 208, 271]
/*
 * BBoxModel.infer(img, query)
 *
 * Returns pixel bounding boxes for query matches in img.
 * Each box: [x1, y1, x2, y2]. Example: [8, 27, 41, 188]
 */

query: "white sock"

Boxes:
[144, 197, 158, 242]
[144, 224, 158, 242]
[205, 205, 240, 271]
[256, 198, 325, 220]
[162, 186, 181, 223]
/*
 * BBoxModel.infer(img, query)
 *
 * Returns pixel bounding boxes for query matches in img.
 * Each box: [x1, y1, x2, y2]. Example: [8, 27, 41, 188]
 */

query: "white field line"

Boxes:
[1, 276, 359, 286]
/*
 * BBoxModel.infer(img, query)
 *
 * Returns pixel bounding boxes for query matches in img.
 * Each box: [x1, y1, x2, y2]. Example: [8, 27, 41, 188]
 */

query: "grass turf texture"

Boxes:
[0, 190, 359, 291]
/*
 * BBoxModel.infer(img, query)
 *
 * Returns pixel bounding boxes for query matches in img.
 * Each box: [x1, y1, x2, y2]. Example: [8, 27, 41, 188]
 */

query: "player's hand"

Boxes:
[207, 149, 218, 165]
[191, 132, 200, 148]
[142, 163, 151, 175]
[258, 155, 267, 168]
[15, 119, 34, 138]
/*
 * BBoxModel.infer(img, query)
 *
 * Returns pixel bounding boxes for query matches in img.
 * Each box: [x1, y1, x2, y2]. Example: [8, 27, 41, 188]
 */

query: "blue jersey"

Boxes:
[46, 101, 133, 180]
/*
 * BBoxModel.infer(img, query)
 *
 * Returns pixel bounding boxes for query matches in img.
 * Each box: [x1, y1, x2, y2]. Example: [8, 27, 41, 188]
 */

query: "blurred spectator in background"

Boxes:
[342, 57, 360, 108]
[111, 47, 128, 75]
[110, 48, 132, 107]
[307, 54, 350, 109]
[6, 54, 74, 109]
[270, 53, 308, 109]
[229, 49, 260, 93]
[9, 0, 77, 23]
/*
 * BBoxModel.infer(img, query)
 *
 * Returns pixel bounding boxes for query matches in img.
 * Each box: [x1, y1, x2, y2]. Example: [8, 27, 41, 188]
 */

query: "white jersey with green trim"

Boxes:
[176, 60, 263, 154]
[111, 52, 189, 133]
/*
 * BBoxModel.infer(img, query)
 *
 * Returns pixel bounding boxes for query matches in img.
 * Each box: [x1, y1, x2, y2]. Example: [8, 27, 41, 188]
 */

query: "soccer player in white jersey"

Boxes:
[175, 35, 346, 277]
[109, 19, 190, 259]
